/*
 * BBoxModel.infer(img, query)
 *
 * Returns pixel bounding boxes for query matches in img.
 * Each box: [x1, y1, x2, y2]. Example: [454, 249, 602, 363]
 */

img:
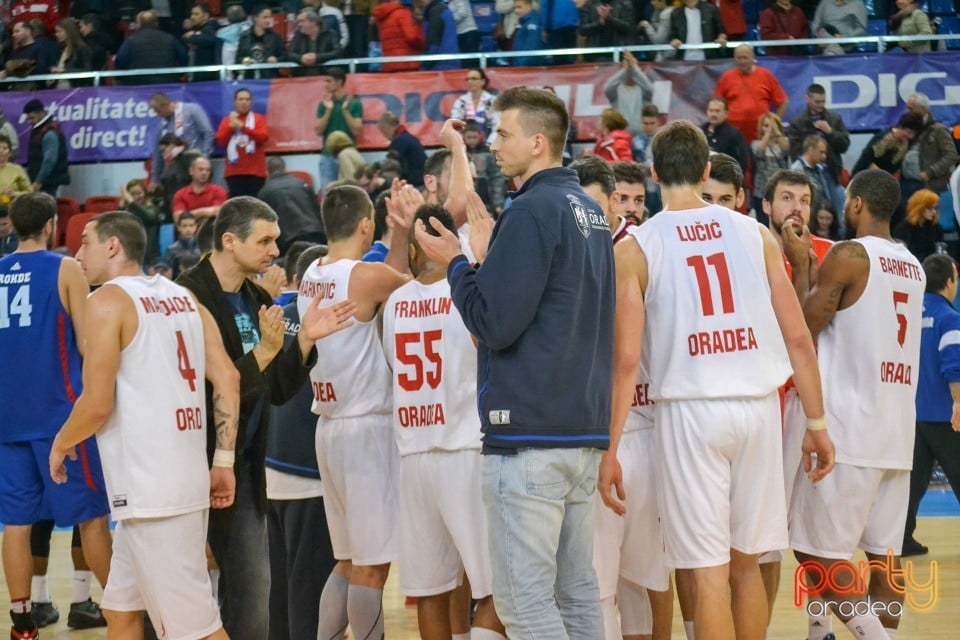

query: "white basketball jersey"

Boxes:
[817, 237, 924, 469]
[298, 259, 391, 419]
[97, 275, 210, 521]
[631, 206, 792, 400]
[625, 348, 654, 433]
[382, 279, 481, 455]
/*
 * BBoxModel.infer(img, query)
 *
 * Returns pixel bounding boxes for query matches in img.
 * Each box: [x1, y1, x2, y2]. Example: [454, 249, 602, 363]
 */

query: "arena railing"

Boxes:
[0, 34, 956, 85]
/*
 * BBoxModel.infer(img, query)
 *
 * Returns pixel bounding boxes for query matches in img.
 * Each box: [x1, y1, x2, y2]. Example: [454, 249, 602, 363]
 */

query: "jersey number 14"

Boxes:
[0, 285, 32, 328]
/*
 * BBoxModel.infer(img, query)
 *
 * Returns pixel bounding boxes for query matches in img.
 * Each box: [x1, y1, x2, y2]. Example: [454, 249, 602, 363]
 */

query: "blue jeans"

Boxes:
[318, 154, 339, 192]
[481, 448, 603, 639]
[208, 456, 270, 640]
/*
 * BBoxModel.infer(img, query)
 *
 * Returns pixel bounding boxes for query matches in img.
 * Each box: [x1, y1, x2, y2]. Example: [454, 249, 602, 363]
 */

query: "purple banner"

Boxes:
[0, 52, 958, 164]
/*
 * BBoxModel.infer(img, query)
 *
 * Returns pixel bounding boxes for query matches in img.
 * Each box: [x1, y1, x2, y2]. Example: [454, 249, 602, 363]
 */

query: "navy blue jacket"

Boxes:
[447, 167, 614, 452]
[917, 292, 960, 422]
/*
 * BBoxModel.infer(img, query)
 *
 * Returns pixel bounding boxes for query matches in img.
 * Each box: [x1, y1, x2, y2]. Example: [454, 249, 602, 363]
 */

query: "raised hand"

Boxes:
[465, 191, 495, 264]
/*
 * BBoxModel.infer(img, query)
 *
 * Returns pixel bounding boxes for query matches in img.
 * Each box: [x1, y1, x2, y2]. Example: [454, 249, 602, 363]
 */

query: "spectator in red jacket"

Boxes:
[589, 109, 633, 163]
[372, 0, 425, 71]
[215, 88, 270, 198]
[759, 0, 812, 55]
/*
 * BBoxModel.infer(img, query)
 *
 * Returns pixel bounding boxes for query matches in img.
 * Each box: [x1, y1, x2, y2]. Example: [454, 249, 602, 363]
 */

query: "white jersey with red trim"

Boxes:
[382, 279, 481, 455]
[298, 259, 391, 419]
[817, 237, 924, 469]
[625, 348, 655, 433]
[97, 275, 209, 520]
[630, 205, 792, 401]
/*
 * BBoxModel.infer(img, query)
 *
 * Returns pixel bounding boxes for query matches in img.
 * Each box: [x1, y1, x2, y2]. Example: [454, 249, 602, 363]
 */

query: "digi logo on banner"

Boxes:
[814, 72, 960, 110]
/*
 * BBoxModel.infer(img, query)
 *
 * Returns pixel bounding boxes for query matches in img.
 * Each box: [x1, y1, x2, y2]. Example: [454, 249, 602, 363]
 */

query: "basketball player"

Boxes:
[599, 120, 834, 640]
[672, 152, 750, 640]
[611, 161, 648, 225]
[48, 211, 241, 640]
[381, 204, 505, 640]
[299, 184, 411, 640]
[570, 156, 639, 244]
[699, 153, 745, 212]
[571, 156, 673, 640]
[789, 170, 925, 640]
[0, 193, 112, 640]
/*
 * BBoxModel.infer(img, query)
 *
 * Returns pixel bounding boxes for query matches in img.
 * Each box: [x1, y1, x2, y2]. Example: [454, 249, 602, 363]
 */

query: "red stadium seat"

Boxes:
[64, 213, 97, 256]
[288, 170, 315, 191]
[55, 197, 80, 247]
[84, 195, 122, 214]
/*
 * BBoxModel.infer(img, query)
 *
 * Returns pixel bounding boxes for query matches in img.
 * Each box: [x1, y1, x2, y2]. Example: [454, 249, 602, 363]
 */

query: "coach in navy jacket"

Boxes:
[416, 88, 615, 637]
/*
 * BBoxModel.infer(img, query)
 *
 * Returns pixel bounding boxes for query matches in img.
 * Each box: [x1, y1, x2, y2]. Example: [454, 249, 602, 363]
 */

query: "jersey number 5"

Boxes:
[176, 330, 198, 391]
[687, 253, 734, 316]
[396, 330, 443, 391]
[893, 291, 909, 347]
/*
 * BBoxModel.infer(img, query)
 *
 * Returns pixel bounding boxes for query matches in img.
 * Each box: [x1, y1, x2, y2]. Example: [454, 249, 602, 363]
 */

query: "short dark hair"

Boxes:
[214, 196, 279, 251]
[234, 87, 252, 101]
[847, 169, 900, 222]
[177, 212, 197, 225]
[896, 111, 925, 136]
[613, 161, 647, 186]
[92, 211, 147, 266]
[923, 253, 956, 294]
[708, 152, 744, 191]
[641, 104, 660, 119]
[196, 217, 216, 254]
[652, 121, 710, 188]
[9, 192, 56, 239]
[763, 170, 814, 205]
[284, 240, 316, 283]
[708, 96, 728, 111]
[424, 149, 452, 180]
[411, 204, 456, 245]
[322, 185, 373, 242]
[79, 13, 101, 29]
[195, 2, 212, 15]
[0, 135, 12, 150]
[462, 119, 484, 135]
[296, 244, 328, 283]
[493, 87, 569, 162]
[323, 67, 347, 84]
[807, 83, 826, 96]
[570, 156, 616, 197]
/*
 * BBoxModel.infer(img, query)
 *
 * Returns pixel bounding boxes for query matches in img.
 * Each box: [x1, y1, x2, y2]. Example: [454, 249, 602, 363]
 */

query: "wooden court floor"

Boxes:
[5, 517, 957, 639]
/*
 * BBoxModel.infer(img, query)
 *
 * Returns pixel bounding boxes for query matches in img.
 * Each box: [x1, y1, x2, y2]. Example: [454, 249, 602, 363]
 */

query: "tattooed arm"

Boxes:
[196, 299, 241, 509]
[801, 240, 870, 339]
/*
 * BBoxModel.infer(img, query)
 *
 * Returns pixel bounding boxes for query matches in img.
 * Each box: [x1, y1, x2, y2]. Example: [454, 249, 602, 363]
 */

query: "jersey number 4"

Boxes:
[0, 285, 32, 329]
[687, 253, 734, 316]
[176, 330, 198, 391]
[395, 330, 443, 391]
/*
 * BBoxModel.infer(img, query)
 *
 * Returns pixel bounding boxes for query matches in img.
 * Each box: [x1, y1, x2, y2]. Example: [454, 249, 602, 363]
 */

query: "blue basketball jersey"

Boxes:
[0, 250, 83, 442]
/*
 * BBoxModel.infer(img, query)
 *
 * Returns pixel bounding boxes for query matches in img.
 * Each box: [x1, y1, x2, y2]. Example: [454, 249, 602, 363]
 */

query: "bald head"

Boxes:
[733, 45, 755, 73]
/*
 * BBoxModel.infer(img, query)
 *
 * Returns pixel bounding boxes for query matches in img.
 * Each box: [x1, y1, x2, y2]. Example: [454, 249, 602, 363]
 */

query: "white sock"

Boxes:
[453, 633, 471, 640]
[808, 613, 833, 640]
[844, 613, 887, 639]
[72, 570, 93, 604]
[470, 628, 506, 640]
[209, 568, 220, 600]
[884, 629, 898, 640]
[684, 620, 696, 640]
[30, 576, 50, 604]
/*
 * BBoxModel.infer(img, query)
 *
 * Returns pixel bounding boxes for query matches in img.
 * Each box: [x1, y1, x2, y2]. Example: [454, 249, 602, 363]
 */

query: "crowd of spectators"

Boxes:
[0, 0, 956, 86]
